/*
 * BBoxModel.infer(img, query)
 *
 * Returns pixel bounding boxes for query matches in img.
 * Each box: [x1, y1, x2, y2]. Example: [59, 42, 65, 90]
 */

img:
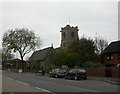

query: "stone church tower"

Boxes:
[60, 25, 79, 49]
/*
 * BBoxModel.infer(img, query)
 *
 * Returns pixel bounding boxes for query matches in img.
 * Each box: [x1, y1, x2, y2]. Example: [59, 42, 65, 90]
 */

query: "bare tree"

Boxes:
[2, 28, 42, 71]
[94, 35, 108, 54]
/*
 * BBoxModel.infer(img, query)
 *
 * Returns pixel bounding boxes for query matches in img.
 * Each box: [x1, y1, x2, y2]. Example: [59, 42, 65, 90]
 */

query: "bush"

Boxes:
[82, 61, 104, 68]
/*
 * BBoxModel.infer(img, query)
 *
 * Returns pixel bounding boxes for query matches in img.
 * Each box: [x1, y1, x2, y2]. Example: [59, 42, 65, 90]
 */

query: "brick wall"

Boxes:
[85, 67, 120, 78]
[112, 68, 120, 77]
[85, 68, 105, 77]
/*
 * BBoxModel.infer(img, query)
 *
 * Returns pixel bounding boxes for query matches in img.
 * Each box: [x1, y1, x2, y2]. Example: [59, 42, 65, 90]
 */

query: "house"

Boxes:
[102, 41, 120, 77]
[10, 59, 27, 69]
[3, 58, 27, 70]
[29, 47, 55, 72]
[102, 41, 120, 66]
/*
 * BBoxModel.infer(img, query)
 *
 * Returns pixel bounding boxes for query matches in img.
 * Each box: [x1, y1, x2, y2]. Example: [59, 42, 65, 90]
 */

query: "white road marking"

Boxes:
[49, 78, 56, 80]
[16, 80, 29, 86]
[35, 87, 51, 92]
[5, 76, 29, 86]
[5, 77, 14, 80]
[66, 85, 100, 92]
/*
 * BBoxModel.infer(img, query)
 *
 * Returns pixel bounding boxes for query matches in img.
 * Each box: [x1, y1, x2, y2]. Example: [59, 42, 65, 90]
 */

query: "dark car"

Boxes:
[65, 69, 87, 80]
[49, 68, 68, 78]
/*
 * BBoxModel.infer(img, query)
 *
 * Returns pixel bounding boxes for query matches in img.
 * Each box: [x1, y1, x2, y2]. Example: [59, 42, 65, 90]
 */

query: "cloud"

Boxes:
[1, 2, 118, 49]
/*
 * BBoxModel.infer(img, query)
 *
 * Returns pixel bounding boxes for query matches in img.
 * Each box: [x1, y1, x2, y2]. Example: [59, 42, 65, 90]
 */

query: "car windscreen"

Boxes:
[69, 69, 86, 73]
[59, 69, 67, 73]
[51, 69, 59, 72]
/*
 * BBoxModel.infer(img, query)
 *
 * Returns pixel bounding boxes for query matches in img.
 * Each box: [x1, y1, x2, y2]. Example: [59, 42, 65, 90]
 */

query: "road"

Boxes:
[2, 71, 119, 93]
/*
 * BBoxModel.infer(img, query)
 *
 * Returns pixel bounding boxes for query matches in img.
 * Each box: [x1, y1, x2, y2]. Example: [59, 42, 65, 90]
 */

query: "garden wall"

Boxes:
[84, 67, 120, 78]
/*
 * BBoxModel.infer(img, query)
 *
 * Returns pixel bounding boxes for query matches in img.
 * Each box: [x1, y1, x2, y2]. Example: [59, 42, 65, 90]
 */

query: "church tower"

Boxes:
[60, 25, 79, 49]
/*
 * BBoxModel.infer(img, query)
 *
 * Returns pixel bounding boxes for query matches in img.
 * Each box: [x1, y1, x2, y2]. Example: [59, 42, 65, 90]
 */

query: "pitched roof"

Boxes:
[102, 41, 120, 54]
[30, 47, 53, 61]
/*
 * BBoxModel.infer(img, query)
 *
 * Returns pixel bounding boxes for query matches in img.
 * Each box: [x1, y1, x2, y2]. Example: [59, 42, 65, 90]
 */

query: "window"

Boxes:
[62, 32, 66, 39]
[71, 32, 75, 38]
[106, 54, 113, 60]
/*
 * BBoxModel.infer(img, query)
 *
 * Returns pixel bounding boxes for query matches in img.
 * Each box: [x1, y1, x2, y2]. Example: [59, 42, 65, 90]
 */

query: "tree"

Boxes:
[53, 50, 79, 67]
[94, 35, 108, 55]
[53, 36, 103, 68]
[2, 48, 14, 62]
[69, 36, 100, 66]
[0, 48, 14, 69]
[2, 28, 42, 71]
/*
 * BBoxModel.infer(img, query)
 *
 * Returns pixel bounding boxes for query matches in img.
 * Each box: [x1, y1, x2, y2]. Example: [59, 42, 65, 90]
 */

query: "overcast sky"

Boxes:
[0, 1, 118, 59]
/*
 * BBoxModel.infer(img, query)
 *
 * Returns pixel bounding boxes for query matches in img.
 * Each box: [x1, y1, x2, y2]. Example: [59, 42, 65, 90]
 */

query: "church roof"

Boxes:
[29, 47, 54, 61]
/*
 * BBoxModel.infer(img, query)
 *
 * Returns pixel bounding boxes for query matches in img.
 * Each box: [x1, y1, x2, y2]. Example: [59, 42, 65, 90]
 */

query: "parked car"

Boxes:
[65, 68, 87, 80]
[49, 68, 68, 78]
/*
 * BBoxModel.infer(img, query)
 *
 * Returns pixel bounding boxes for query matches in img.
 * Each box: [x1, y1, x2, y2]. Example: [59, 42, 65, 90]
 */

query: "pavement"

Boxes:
[2, 76, 45, 92]
[88, 76, 120, 86]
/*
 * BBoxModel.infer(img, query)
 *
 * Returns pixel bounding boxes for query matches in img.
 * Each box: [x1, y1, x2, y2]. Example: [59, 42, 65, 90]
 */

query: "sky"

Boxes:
[0, 0, 119, 59]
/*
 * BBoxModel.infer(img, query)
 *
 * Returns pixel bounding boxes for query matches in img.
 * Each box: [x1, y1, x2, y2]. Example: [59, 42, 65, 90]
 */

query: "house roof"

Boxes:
[29, 47, 54, 61]
[102, 41, 120, 54]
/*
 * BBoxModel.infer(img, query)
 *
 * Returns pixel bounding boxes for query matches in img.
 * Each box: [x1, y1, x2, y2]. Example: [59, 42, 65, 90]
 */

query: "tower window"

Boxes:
[71, 32, 75, 38]
[63, 32, 66, 39]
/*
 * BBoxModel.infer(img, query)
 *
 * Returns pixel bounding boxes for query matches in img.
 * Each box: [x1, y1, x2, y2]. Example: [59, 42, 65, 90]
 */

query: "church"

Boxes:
[29, 25, 79, 72]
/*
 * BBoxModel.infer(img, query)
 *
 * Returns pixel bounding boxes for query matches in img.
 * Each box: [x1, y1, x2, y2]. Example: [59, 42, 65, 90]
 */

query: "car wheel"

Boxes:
[65, 76, 67, 79]
[83, 76, 87, 80]
[55, 75, 58, 78]
[74, 76, 77, 80]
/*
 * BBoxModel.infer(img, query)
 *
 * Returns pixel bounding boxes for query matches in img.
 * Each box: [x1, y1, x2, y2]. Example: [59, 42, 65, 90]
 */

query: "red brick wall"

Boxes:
[85, 67, 120, 78]
[112, 68, 120, 77]
[86, 68, 105, 77]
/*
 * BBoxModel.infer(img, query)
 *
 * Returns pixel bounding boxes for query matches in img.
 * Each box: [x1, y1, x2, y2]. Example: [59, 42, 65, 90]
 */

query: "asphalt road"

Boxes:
[2, 71, 119, 93]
